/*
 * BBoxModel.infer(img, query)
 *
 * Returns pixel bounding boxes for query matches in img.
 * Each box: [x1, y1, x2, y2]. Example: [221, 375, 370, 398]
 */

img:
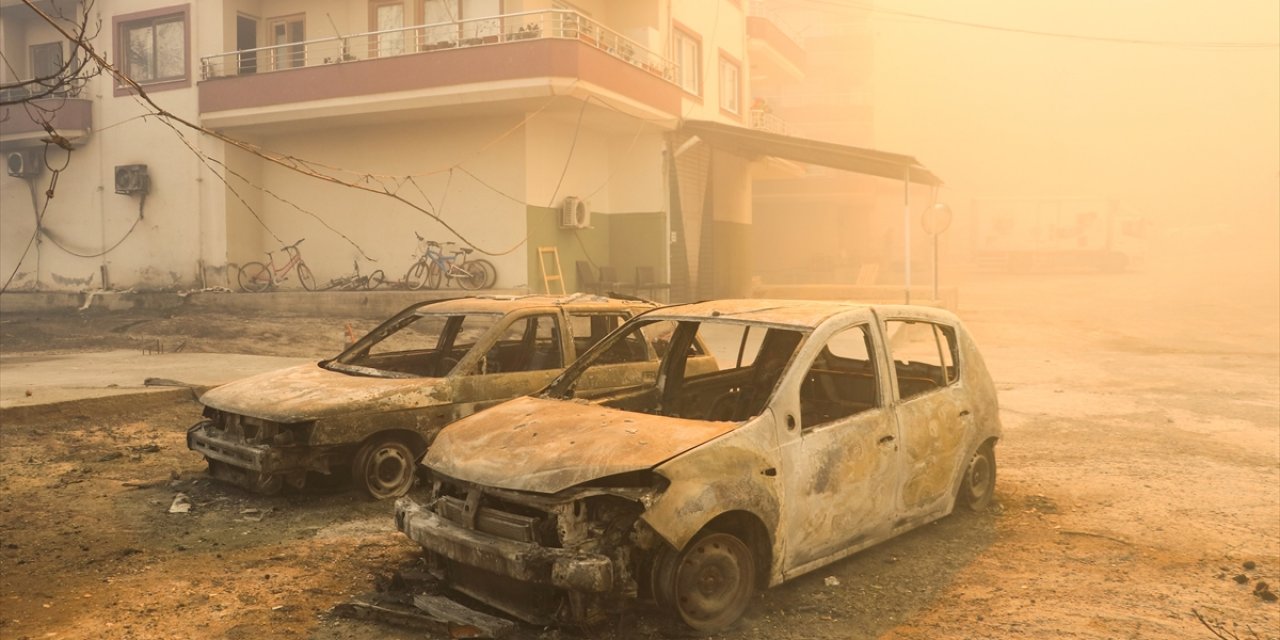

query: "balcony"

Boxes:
[0, 94, 92, 149]
[198, 9, 682, 130]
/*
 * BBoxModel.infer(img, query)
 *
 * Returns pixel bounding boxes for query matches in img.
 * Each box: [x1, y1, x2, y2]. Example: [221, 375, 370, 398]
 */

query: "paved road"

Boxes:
[0, 350, 311, 409]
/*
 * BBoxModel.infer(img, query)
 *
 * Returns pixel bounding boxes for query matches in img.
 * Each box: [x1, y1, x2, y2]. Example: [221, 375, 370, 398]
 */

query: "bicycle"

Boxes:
[403, 234, 495, 290]
[323, 260, 386, 291]
[238, 238, 317, 292]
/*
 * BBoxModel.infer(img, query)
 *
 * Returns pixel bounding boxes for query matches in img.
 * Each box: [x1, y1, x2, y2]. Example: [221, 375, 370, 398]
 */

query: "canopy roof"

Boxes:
[681, 119, 942, 186]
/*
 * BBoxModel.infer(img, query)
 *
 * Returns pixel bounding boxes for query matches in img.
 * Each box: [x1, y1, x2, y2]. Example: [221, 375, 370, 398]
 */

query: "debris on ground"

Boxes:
[167, 493, 192, 514]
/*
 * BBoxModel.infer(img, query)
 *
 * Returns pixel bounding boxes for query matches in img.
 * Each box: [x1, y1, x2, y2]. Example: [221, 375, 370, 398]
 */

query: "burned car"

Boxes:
[187, 295, 669, 499]
[395, 300, 1001, 631]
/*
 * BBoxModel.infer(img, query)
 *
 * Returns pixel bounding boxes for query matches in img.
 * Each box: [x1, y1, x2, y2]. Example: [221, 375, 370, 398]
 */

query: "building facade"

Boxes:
[1, 0, 758, 295]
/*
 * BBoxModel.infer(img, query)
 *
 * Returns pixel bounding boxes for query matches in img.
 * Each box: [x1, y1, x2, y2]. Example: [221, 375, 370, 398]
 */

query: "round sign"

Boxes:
[921, 202, 954, 235]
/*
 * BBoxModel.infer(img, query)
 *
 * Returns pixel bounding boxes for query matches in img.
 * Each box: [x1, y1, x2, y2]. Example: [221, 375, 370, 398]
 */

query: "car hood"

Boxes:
[425, 396, 739, 494]
[199, 363, 448, 422]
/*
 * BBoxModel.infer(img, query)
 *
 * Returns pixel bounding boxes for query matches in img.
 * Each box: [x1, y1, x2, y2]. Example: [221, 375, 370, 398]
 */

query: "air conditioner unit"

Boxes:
[114, 164, 150, 195]
[6, 150, 43, 179]
[559, 196, 591, 229]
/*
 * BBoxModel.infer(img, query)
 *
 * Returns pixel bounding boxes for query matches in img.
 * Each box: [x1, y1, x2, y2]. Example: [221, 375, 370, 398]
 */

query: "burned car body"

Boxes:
[395, 300, 1002, 630]
[187, 295, 669, 499]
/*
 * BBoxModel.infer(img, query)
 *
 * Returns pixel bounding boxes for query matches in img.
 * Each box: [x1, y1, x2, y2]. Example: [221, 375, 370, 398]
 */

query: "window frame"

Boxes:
[883, 319, 962, 402]
[369, 0, 408, 58]
[112, 4, 191, 96]
[718, 49, 742, 118]
[672, 22, 702, 97]
[265, 13, 307, 71]
[30, 42, 65, 80]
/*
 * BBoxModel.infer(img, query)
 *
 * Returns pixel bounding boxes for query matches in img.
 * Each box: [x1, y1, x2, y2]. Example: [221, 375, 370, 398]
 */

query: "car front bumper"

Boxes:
[394, 497, 614, 593]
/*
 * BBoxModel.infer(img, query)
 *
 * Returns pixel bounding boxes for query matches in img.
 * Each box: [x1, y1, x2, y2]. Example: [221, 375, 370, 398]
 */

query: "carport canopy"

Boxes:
[680, 119, 941, 186]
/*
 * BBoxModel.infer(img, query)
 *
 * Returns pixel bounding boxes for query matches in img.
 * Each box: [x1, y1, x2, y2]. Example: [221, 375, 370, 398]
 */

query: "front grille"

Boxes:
[439, 496, 540, 543]
[209, 412, 280, 445]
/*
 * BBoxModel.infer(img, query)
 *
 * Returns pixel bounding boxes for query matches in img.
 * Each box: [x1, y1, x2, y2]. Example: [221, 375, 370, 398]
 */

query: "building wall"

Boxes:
[1, 0, 228, 292]
[2, 0, 740, 293]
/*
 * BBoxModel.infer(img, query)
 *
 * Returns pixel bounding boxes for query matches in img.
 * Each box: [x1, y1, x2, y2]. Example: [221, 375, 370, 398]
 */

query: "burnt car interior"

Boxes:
[326, 306, 500, 378]
[478, 314, 563, 373]
[554, 319, 806, 422]
[799, 324, 880, 427]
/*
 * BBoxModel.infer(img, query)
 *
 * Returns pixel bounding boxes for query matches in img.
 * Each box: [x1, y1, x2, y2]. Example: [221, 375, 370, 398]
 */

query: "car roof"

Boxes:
[645, 299, 960, 329]
[415, 294, 654, 315]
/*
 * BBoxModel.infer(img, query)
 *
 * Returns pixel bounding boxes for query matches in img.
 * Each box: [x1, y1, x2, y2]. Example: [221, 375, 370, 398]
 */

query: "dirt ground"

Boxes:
[1, 257, 1277, 640]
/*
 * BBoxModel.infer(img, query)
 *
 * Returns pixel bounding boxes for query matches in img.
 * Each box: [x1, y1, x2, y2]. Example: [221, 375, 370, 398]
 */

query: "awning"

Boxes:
[680, 119, 942, 186]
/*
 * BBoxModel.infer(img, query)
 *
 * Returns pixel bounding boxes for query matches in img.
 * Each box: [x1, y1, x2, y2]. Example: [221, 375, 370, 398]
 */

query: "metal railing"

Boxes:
[201, 9, 676, 83]
[749, 108, 789, 135]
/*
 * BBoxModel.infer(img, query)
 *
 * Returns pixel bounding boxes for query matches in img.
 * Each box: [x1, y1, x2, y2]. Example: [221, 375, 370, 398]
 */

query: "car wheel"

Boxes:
[654, 532, 756, 633]
[352, 437, 416, 500]
[959, 444, 996, 511]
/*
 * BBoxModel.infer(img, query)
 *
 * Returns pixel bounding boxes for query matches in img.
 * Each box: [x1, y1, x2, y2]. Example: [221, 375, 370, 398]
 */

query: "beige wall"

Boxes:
[1, 0, 231, 291]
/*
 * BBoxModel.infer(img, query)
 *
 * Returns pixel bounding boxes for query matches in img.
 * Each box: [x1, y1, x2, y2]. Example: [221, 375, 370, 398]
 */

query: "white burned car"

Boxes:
[187, 295, 666, 499]
[395, 300, 1001, 631]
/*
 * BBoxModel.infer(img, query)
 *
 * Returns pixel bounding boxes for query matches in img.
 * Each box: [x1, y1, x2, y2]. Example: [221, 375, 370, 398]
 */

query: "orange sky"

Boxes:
[856, 0, 1279, 242]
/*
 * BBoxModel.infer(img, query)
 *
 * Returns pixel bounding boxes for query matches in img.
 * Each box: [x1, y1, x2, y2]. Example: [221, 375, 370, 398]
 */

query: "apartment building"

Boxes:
[0, 0, 748, 294]
[1, 0, 934, 297]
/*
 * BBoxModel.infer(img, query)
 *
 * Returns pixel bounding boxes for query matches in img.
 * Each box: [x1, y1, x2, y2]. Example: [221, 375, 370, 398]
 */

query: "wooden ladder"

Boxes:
[537, 246, 567, 295]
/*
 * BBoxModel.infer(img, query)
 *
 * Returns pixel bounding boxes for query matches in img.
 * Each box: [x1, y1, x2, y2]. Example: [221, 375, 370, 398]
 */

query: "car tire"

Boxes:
[959, 444, 996, 512]
[653, 531, 756, 633]
[352, 437, 417, 500]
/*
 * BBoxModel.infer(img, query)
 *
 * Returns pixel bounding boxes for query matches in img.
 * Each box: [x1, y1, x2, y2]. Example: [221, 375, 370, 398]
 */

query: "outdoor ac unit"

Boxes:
[114, 164, 150, 195]
[560, 196, 591, 229]
[6, 150, 42, 179]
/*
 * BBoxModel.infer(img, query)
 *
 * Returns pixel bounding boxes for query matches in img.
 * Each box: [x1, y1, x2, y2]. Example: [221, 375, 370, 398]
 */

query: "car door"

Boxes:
[449, 310, 567, 414]
[775, 317, 900, 574]
[882, 315, 973, 521]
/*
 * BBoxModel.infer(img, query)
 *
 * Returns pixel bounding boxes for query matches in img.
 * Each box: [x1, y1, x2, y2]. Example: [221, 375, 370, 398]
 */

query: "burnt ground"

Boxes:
[0, 261, 1277, 640]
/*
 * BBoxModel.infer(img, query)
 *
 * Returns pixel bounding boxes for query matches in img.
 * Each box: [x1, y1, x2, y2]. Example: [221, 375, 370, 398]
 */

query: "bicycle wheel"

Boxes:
[238, 262, 271, 293]
[297, 263, 318, 291]
[456, 261, 487, 290]
[470, 258, 497, 289]
[426, 263, 443, 290]
[366, 270, 386, 290]
[405, 262, 429, 290]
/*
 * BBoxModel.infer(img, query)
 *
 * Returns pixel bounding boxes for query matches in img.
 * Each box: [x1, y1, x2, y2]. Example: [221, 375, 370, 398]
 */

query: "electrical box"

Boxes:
[6, 150, 43, 179]
[114, 164, 150, 195]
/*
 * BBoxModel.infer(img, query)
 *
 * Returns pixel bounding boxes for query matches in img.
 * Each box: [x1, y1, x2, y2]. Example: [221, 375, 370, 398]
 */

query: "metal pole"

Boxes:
[903, 169, 911, 305]
[932, 234, 939, 303]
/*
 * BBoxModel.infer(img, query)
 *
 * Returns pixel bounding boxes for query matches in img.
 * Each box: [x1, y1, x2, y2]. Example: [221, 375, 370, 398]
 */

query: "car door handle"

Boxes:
[878, 435, 895, 445]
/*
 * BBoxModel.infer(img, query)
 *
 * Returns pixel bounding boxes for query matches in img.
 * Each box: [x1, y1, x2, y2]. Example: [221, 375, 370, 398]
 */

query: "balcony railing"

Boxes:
[201, 9, 676, 83]
[750, 108, 789, 135]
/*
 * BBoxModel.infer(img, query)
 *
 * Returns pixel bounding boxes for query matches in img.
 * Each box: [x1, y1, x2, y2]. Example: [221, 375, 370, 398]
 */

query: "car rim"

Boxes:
[968, 452, 991, 502]
[673, 533, 753, 631]
[366, 444, 411, 498]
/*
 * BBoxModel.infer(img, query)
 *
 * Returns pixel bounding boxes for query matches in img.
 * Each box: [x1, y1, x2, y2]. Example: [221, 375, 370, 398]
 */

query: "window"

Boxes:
[719, 54, 741, 115]
[30, 42, 64, 80]
[483, 314, 563, 373]
[884, 320, 959, 400]
[461, 0, 501, 41]
[569, 313, 631, 356]
[267, 15, 305, 70]
[371, 1, 406, 57]
[116, 7, 188, 89]
[799, 325, 879, 428]
[673, 27, 701, 95]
